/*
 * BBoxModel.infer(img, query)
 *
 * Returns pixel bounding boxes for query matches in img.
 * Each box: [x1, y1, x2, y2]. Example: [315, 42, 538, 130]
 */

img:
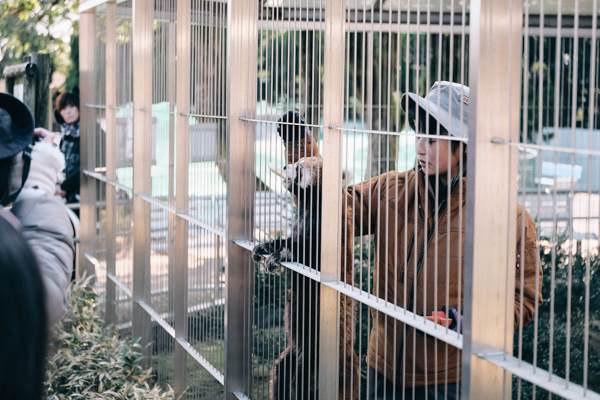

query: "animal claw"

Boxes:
[265, 254, 281, 274]
[252, 244, 271, 263]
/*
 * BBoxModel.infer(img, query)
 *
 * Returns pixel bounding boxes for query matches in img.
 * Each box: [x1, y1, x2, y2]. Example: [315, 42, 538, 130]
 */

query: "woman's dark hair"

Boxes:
[56, 87, 80, 112]
[408, 106, 467, 175]
[0, 217, 47, 399]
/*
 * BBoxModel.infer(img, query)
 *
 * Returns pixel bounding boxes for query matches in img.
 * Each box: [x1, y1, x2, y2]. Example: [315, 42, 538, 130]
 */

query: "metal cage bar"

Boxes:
[319, 0, 347, 399]
[174, 0, 191, 396]
[104, 0, 118, 325]
[79, 6, 98, 280]
[462, 0, 523, 398]
[132, 0, 153, 366]
[225, 0, 257, 398]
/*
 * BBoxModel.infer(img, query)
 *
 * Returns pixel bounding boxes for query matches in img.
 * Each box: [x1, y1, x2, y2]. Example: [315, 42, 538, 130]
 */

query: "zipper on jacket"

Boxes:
[400, 233, 416, 288]
[407, 175, 458, 312]
[408, 227, 436, 311]
[394, 175, 460, 379]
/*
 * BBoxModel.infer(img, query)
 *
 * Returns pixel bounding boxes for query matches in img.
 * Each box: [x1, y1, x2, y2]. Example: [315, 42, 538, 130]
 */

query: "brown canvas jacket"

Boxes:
[345, 168, 542, 387]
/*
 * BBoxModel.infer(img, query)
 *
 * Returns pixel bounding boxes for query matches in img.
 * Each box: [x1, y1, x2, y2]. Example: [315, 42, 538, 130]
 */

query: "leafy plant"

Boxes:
[45, 276, 176, 400]
[513, 236, 600, 399]
[0, 0, 79, 87]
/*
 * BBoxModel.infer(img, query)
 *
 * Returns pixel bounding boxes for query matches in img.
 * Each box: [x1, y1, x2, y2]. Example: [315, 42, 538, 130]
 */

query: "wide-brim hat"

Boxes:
[401, 81, 469, 139]
[0, 93, 35, 159]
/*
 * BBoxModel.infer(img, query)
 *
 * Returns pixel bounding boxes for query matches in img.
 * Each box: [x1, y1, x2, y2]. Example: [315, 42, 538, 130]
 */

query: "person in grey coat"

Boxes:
[0, 93, 74, 327]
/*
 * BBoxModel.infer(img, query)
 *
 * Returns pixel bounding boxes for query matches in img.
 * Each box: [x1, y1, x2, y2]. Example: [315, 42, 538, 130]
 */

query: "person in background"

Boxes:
[0, 216, 48, 400]
[54, 86, 80, 204]
[0, 92, 74, 328]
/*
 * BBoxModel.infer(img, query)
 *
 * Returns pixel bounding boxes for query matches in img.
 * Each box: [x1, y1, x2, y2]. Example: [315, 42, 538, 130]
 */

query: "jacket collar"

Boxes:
[416, 166, 466, 220]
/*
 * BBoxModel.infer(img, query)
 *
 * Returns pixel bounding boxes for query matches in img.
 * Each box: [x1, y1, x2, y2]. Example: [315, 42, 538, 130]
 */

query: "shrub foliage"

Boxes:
[513, 237, 600, 398]
[45, 276, 176, 400]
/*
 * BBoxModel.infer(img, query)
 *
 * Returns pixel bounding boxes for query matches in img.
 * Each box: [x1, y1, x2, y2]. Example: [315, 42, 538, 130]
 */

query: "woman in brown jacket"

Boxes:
[346, 82, 542, 399]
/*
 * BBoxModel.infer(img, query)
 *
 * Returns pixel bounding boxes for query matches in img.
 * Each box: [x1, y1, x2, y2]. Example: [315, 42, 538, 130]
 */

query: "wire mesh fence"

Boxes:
[78, 0, 599, 399]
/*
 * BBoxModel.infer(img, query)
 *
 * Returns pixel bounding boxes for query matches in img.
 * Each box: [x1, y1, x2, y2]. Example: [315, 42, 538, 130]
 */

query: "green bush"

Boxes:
[45, 276, 176, 400]
[513, 237, 600, 399]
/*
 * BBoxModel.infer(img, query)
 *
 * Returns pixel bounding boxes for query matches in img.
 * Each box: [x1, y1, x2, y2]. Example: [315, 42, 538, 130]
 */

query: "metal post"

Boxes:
[132, 0, 153, 365]
[462, 0, 523, 398]
[104, 0, 117, 325]
[320, 1, 346, 399]
[226, 0, 257, 397]
[79, 7, 97, 279]
[174, 0, 191, 396]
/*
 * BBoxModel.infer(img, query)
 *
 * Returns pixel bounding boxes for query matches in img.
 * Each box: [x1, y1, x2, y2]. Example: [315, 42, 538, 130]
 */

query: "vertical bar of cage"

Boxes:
[319, 1, 345, 399]
[531, 3, 544, 395]
[80, 6, 98, 279]
[105, 0, 118, 325]
[517, 4, 530, 392]
[226, 0, 256, 397]
[566, 1, 581, 389]
[462, 0, 523, 399]
[167, 2, 176, 324]
[174, 0, 191, 395]
[132, 0, 153, 366]
[583, 1, 598, 393]
[548, 2, 563, 385]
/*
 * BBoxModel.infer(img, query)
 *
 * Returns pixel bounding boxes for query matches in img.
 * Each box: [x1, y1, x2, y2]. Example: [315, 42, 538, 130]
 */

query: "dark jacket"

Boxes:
[59, 122, 80, 203]
[345, 168, 542, 387]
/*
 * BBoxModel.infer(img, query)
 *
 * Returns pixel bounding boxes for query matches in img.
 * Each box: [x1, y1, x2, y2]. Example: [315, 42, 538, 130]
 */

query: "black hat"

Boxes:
[276, 111, 311, 142]
[0, 93, 34, 159]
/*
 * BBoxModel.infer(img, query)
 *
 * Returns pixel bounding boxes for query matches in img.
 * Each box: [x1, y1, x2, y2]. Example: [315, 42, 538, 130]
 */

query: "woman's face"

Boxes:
[416, 134, 464, 185]
[60, 105, 79, 124]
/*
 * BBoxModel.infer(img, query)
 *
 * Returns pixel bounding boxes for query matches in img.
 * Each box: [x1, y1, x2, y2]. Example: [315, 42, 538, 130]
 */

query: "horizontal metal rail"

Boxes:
[177, 111, 227, 119]
[138, 300, 176, 337]
[83, 169, 226, 237]
[176, 338, 225, 385]
[491, 137, 600, 157]
[239, 116, 323, 130]
[83, 103, 109, 109]
[85, 252, 133, 298]
[256, 20, 471, 35]
[83, 169, 133, 193]
[525, 27, 599, 38]
[234, 240, 463, 349]
[329, 125, 469, 143]
[480, 352, 600, 400]
[323, 280, 464, 350]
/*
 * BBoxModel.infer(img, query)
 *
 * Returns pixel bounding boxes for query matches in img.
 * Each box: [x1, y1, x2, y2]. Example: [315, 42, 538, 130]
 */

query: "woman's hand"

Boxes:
[441, 306, 463, 334]
[34, 128, 55, 144]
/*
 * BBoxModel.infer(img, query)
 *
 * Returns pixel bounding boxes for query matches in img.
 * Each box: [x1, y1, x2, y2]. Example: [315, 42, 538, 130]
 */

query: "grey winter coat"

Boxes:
[11, 195, 74, 327]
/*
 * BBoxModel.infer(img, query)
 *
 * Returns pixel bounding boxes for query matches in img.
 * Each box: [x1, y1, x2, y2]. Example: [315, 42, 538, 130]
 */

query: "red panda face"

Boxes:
[282, 157, 323, 191]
